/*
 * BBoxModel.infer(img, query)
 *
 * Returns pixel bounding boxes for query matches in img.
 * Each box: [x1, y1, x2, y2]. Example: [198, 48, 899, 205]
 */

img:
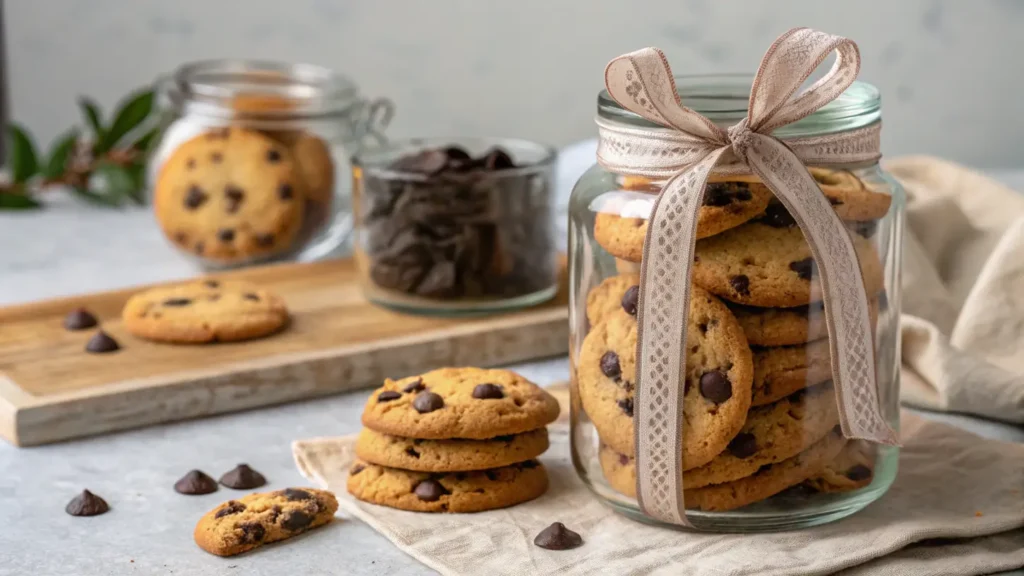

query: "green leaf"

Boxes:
[7, 124, 40, 183]
[130, 126, 161, 153]
[101, 88, 154, 151]
[123, 162, 148, 205]
[78, 97, 105, 144]
[94, 161, 137, 205]
[0, 191, 42, 210]
[69, 184, 121, 207]
[42, 129, 79, 179]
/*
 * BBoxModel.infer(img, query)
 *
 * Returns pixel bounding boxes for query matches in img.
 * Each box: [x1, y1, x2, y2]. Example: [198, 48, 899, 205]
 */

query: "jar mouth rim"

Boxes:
[598, 73, 880, 137]
[354, 136, 557, 179]
[163, 59, 361, 118]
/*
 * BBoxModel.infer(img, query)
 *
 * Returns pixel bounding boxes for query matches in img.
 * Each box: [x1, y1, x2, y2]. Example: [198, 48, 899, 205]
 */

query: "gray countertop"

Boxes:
[2, 163, 1024, 575]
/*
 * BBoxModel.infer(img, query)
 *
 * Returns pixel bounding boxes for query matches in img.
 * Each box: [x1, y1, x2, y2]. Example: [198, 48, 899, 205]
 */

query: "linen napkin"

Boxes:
[293, 387, 1024, 576]
[886, 156, 1024, 423]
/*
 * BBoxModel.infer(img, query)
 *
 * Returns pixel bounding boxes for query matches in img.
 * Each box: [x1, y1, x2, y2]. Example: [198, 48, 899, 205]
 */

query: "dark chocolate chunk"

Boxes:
[533, 522, 583, 550]
[278, 183, 294, 200]
[217, 229, 235, 243]
[65, 490, 109, 516]
[703, 183, 735, 207]
[391, 149, 449, 174]
[472, 383, 504, 400]
[184, 185, 208, 209]
[224, 186, 245, 213]
[405, 447, 420, 458]
[85, 331, 120, 354]
[617, 397, 634, 417]
[377, 391, 402, 402]
[789, 257, 815, 281]
[413, 392, 445, 413]
[729, 275, 751, 296]
[254, 233, 275, 247]
[281, 488, 312, 501]
[174, 469, 218, 495]
[238, 522, 266, 544]
[726, 432, 758, 459]
[402, 378, 425, 393]
[845, 464, 872, 481]
[699, 370, 733, 404]
[413, 479, 448, 502]
[162, 298, 192, 307]
[482, 148, 515, 170]
[219, 464, 267, 490]
[214, 500, 246, 518]
[618, 454, 630, 466]
[267, 505, 282, 523]
[266, 149, 282, 163]
[349, 464, 365, 476]
[600, 351, 622, 380]
[64, 308, 98, 331]
[280, 510, 313, 531]
[759, 203, 798, 228]
[621, 285, 639, 316]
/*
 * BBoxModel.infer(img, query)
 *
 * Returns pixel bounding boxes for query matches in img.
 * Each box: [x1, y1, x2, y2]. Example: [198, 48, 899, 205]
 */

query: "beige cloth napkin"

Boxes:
[887, 156, 1024, 423]
[293, 402, 1024, 576]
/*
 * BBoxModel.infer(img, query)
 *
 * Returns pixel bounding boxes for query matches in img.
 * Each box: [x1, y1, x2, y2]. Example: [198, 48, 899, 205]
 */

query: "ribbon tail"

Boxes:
[743, 135, 899, 446]
[634, 147, 729, 525]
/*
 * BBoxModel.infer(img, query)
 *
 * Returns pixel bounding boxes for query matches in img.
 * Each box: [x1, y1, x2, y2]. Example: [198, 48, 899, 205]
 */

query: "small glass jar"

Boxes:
[352, 137, 558, 315]
[149, 59, 394, 268]
[569, 76, 903, 531]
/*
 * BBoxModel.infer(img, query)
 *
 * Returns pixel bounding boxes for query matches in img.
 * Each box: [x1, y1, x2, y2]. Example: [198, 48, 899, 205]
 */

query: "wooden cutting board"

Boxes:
[0, 258, 568, 447]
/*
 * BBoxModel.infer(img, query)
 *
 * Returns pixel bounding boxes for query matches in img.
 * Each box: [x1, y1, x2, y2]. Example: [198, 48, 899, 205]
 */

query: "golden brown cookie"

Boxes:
[193, 488, 338, 557]
[729, 300, 879, 347]
[692, 221, 884, 308]
[593, 177, 774, 262]
[577, 286, 753, 469]
[809, 167, 892, 221]
[289, 133, 335, 205]
[154, 127, 307, 263]
[752, 340, 833, 406]
[585, 273, 639, 328]
[803, 439, 876, 493]
[354, 428, 549, 472]
[122, 279, 288, 343]
[360, 368, 559, 440]
[346, 459, 548, 513]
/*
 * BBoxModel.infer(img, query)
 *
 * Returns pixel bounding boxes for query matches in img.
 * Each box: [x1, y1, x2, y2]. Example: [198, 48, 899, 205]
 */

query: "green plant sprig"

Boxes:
[1, 87, 158, 210]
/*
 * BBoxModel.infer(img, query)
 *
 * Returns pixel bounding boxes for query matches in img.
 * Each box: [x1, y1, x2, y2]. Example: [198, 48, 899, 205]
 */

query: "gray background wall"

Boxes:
[6, 0, 1024, 167]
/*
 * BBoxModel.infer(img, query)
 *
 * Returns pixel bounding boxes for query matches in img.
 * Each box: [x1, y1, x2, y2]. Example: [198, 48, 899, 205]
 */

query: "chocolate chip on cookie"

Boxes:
[378, 391, 402, 402]
[621, 285, 639, 316]
[600, 351, 622, 380]
[403, 378, 426, 393]
[413, 392, 445, 413]
[727, 433, 758, 459]
[414, 479, 449, 502]
[472, 383, 504, 399]
[699, 370, 732, 403]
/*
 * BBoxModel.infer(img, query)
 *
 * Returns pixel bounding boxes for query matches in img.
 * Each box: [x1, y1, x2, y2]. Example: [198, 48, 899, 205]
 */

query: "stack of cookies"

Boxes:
[347, 367, 560, 513]
[582, 169, 889, 511]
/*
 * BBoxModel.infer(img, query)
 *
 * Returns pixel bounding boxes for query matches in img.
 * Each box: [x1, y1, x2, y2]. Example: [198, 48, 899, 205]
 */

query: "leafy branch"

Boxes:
[1, 88, 158, 209]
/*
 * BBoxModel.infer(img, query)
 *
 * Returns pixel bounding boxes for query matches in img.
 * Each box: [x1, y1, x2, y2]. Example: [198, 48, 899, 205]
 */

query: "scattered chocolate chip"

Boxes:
[377, 391, 402, 402]
[405, 447, 420, 458]
[790, 258, 815, 280]
[280, 510, 313, 532]
[278, 183, 294, 200]
[217, 229, 235, 243]
[266, 149, 282, 163]
[621, 285, 639, 315]
[254, 233, 275, 247]
[472, 383, 504, 400]
[210, 152, 223, 164]
[349, 464, 365, 476]
[65, 490, 109, 516]
[618, 454, 630, 466]
[281, 488, 312, 501]
[224, 186, 245, 213]
[219, 464, 267, 490]
[699, 370, 733, 404]
[533, 522, 583, 550]
[482, 148, 515, 170]
[243, 293, 260, 301]
[413, 392, 445, 413]
[729, 275, 751, 297]
[215, 500, 246, 518]
[174, 470, 218, 495]
[64, 308, 98, 331]
[184, 185, 208, 209]
[162, 298, 192, 307]
[402, 378, 425, 393]
[238, 522, 266, 544]
[600, 351, 622, 379]
[759, 203, 798, 228]
[617, 397, 634, 417]
[845, 465, 872, 481]
[413, 479, 448, 502]
[85, 331, 120, 354]
[727, 433, 758, 459]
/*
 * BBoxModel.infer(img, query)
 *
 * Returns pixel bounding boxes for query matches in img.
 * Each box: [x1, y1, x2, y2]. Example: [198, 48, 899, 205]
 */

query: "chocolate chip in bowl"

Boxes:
[352, 138, 559, 315]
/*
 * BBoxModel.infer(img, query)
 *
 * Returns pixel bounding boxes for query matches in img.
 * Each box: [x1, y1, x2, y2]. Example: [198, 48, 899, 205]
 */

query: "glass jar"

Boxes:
[352, 137, 558, 315]
[569, 75, 903, 531]
[149, 59, 394, 268]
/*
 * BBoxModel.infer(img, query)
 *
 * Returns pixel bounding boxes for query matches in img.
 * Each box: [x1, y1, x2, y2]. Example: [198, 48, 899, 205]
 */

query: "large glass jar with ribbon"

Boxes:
[568, 29, 902, 531]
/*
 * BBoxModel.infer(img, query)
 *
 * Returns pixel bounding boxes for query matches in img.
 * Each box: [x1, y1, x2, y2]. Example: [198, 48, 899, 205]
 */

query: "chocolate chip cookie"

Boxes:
[585, 273, 639, 328]
[803, 439, 876, 493]
[809, 167, 892, 221]
[346, 459, 548, 513]
[355, 427, 549, 472]
[154, 127, 307, 263]
[593, 177, 774, 262]
[577, 286, 753, 469]
[729, 299, 880, 347]
[122, 279, 288, 343]
[752, 340, 833, 406]
[194, 488, 338, 556]
[360, 368, 560, 440]
[692, 221, 884, 308]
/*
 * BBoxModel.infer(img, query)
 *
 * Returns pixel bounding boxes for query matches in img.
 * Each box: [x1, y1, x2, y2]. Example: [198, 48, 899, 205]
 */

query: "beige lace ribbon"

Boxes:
[598, 28, 900, 527]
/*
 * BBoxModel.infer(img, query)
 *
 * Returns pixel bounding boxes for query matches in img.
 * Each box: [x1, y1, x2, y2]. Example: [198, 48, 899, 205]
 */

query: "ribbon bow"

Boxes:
[598, 28, 899, 526]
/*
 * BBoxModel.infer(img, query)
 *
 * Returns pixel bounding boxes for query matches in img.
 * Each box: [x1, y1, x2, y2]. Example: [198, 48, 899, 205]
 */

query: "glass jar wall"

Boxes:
[568, 76, 903, 531]
[148, 60, 393, 269]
